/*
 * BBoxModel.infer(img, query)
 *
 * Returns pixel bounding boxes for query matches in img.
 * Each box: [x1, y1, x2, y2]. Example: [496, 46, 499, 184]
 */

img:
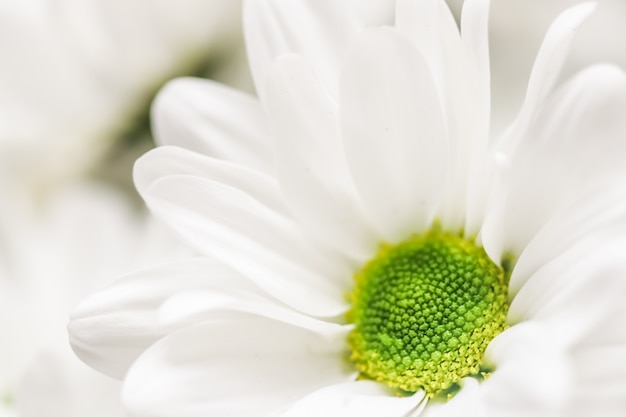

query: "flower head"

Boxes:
[70, 0, 626, 416]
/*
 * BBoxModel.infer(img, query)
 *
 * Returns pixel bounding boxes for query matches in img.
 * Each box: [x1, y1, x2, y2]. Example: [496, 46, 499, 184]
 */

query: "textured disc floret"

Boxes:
[348, 229, 510, 398]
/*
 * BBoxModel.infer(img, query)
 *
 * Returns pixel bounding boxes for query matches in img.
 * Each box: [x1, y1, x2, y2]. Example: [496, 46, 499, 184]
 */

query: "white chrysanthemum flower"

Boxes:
[0, 182, 187, 417]
[70, 0, 626, 416]
[0, 0, 245, 191]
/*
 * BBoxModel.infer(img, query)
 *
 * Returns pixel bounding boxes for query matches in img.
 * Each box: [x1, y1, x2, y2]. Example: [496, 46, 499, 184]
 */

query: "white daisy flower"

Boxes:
[0, 182, 187, 417]
[0, 0, 245, 192]
[69, 0, 626, 416]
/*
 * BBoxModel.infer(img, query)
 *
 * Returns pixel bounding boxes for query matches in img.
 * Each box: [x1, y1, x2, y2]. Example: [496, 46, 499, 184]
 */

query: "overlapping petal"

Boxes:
[496, 2, 597, 156]
[395, 0, 491, 233]
[122, 317, 352, 417]
[482, 64, 626, 260]
[244, 0, 393, 100]
[508, 182, 626, 295]
[69, 258, 225, 379]
[340, 28, 448, 242]
[135, 146, 351, 318]
[509, 235, 626, 346]
[142, 175, 349, 317]
[152, 78, 274, 174]
[134, 146, 284, 215]
[266, 55, 379, 261]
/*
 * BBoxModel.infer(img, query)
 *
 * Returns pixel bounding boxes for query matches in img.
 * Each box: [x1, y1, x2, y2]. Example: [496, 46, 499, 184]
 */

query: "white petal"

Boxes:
[395, 0, 489, 232]
[460, 0, 490, 116]
[496, 2, 596, 156]
[135, 145, 351, 291]
[459, 0, 492, 236]
[68, 258, 230, 379]
[244, 0, 362, 101]
[158, 289, 347, 337]
[481, 322, 572, 417]
[134, 146, 285, 215]
[340, 28, 448, 242]
[395, 0, 460, 92]
[122, 317, 354, 417]
[509, 182, 626, 295]
[509, 235, 626, 347]
[266, 55, 380, 261]
[482, 64, 626, 260]
[152, 78, 274, 174]
[281, 381, 425, 417]
[69, 257, 345, 381]
[143, 175, 350, 317]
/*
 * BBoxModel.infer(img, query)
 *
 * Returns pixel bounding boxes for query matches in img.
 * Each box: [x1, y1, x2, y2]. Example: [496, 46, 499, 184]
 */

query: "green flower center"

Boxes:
[348, 228, 510, 399]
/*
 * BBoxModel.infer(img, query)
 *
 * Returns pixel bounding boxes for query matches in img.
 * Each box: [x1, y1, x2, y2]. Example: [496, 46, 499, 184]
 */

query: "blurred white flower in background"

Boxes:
[0, 182, 187, 417]
[0, 0, 247, 194]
